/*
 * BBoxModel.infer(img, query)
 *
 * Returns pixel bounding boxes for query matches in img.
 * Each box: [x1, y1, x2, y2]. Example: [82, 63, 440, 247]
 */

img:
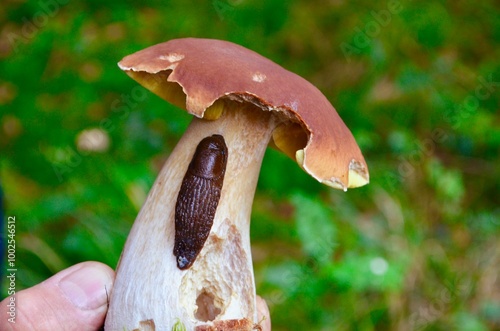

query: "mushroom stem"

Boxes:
[106, 100, 277, 330]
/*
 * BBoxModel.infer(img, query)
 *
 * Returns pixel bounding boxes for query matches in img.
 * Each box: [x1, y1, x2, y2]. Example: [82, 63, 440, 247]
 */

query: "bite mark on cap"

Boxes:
[159, 53, 185, 62]
[252, 72, 266, 83]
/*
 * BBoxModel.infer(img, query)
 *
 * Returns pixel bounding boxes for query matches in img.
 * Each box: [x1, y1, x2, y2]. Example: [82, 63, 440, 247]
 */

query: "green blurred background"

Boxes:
[1, 0, 499, 330]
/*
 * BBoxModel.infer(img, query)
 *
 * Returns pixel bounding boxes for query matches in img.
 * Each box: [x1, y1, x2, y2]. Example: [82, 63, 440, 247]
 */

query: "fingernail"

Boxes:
[59, 264, 111, 310]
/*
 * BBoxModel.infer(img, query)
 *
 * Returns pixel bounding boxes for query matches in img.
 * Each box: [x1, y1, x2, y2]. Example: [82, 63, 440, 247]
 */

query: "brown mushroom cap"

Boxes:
[118, 38, 369, 190]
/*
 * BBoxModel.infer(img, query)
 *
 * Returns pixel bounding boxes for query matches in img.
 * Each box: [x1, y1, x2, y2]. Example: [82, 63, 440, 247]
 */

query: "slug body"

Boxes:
[174, 134, 228, 270]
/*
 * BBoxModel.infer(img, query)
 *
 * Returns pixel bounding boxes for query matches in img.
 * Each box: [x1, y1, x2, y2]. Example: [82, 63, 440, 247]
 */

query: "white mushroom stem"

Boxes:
[105, 101, 277, 331]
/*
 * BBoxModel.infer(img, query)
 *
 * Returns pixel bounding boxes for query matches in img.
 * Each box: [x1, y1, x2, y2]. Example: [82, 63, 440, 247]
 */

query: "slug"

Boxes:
[173, 134, 228, 270]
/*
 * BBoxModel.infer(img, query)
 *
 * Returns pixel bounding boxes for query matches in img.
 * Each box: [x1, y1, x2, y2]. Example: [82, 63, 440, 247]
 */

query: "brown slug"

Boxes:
[173, 134, 228, 270]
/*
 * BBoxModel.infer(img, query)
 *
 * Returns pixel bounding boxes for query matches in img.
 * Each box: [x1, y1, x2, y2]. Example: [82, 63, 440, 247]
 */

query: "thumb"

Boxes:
[1, 261, 114, 331]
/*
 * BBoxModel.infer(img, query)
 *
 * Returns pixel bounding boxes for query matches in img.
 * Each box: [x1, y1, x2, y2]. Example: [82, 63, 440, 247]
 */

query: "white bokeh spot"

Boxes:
[370, 257, 389, 276]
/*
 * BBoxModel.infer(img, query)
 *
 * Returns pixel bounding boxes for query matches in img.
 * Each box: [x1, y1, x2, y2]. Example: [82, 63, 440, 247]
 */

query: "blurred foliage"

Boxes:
[1, 0, 500, 330]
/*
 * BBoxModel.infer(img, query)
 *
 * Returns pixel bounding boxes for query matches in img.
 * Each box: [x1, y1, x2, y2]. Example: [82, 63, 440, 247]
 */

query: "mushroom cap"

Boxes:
[118, 38, 369, 190]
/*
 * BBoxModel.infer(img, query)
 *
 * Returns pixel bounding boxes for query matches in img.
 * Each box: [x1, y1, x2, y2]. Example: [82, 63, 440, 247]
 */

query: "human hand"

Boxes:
[1, 261, 114, 331]
[1, 261, 271, 331]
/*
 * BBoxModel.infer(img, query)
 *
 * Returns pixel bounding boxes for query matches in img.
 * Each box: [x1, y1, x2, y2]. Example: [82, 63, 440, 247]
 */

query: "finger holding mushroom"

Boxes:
[105, 38, 368, 331]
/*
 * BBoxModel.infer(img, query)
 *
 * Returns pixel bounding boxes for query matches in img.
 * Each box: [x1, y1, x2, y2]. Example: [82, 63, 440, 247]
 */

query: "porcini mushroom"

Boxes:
[105, 38, 369, 331]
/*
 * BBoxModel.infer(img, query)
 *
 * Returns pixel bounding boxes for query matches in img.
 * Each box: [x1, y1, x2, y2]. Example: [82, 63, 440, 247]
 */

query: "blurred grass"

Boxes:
[1, 0, 499, 330]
